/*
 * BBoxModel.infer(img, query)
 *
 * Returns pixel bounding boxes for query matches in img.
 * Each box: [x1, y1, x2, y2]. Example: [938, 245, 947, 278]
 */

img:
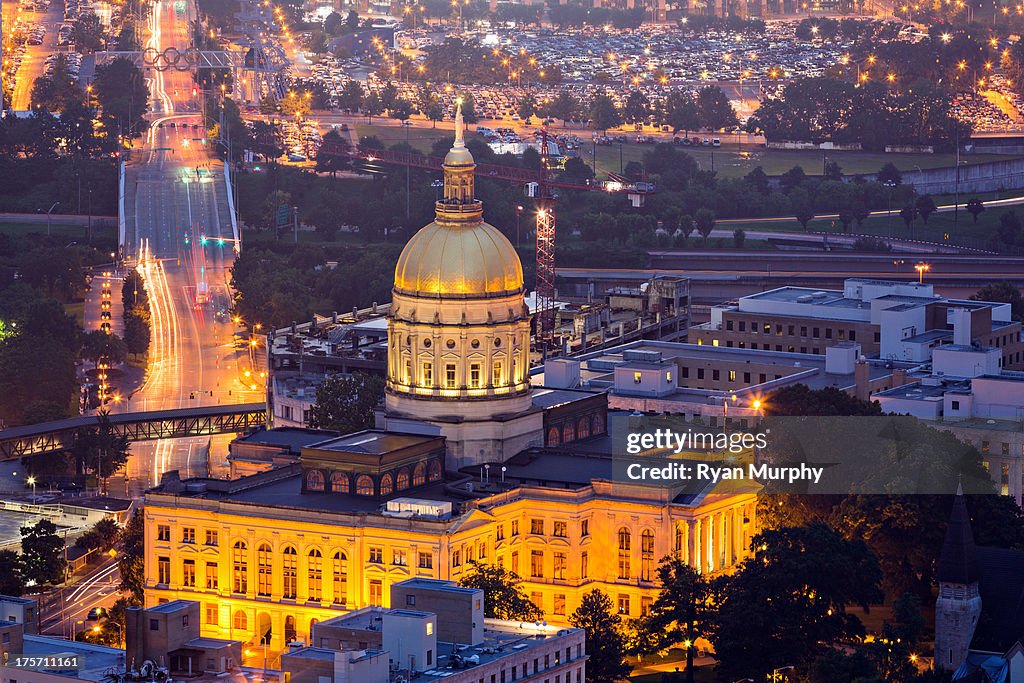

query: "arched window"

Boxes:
[309, 618, 319, 644]
[592, 413, 605, 436]
[233, 610, 247, 631]
[396, 468, 410, 491]
[257, 544, 272, 596]
[562, 423, 575, 443]
[547, 426, 560, 446]
[330, 471, 349, 494]
[577, 416, 590, 439]
[617, 527, 631, 580]
[641, 529, 655, 582]
[332, 551, 347, 606]
[305, 469, 324, 492]
[412, 463, 426, 487]
[284, 615, 296, 644]
[380, 473, 394, 496]
[282, 546, 298, 599]
[356, 475, 374, 496]
[308, 549, 323, 602]
[232, 541, 248, 594]
[427, 460, 442, 482]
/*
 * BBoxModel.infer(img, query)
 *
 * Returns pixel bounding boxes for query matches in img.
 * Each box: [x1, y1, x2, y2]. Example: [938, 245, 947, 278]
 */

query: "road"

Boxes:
[109, 0, 261, 496]
[38, 557, 121, 638]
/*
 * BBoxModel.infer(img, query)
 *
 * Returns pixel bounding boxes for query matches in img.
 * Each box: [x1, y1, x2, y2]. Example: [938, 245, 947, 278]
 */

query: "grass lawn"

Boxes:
[354, 123, 449, 153]
[586, 142, 1021, 180]
[0, 221, 117, 242]
[631, 667, 716, 683]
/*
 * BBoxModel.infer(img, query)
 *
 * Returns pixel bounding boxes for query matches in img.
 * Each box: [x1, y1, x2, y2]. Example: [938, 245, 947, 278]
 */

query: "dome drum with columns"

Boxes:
[385, 103, 536, 425]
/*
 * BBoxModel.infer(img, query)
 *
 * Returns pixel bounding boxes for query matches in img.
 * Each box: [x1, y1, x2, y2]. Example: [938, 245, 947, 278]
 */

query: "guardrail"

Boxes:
[224, 162, 240, 253]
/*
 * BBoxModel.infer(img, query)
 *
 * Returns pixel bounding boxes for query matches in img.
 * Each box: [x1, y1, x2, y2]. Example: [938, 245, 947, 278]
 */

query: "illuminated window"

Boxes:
[618, 594, 630, 615]
[412, 463, 426, 486]
[158, 557, 170, 585]
[233, 610, 247, 631]
[232, 541, 247, 594]
[581, 551, 588, 579]
[728, 370, 737, 382]
[308, 549, 323, 602]
[205, 562, 218, 589]
[577, 417, 590, 439]
[182, 559, 195, 587]
[427, 460, 442, 481]
[554, 594, 566, 616]
[332, 552, 347, 605]
[493, 360, 504, 385]
[426, 622, 434, 636]
[563, 423, 575, 443]
[445, 363, 457, 389]
[666, 371, 673, 383]
[553, 521, 567, 537]
[470, 363, 481, 388]
[531, 550, 544, 578]
[531, 519, 544, 535]
[257, 544, 272, 596]
[369, 581, 382, 606]
[618, 528, 631, 579]
[547, 426, 561, 445]
[356, 475, 374, 496]
[380, 473, 394, 496]
[396, 468, 410, 490]
[641, 530, 655, 582]
[422, 362, 433, 386]
[331, 471, 349, 494]
[305, 469, 324, 491]
[633, 371, 642, 384]
[554, 552, 567, 580]
[712, 339, 719, 347]
[404, 359, 412, 384]
[282, 546, 297, 599]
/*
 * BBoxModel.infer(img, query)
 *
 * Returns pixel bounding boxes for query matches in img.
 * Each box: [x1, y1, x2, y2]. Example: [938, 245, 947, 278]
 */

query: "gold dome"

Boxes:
[393, 219, 523, 299]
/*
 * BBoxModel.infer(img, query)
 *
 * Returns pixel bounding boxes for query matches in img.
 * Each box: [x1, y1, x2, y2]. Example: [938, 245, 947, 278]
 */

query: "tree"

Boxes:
[123, 313, 151, 358]
[588, 92, 622, 132]
[81, 330, 127, 368]
[562, 156, 594, 181]
[661, 90, 700, 135]
[338, 80, 364, 112]
[570, 590, 632, 683]
[877, 162, 902, 185]
[838, 206, 855, 233]
[915, 195, 937, 223]
[966, 197, 984, 223]
[648, 558, 715, 683]
[323, 10, 344, 35]
[517, 94, 537, 123]
[72, 13, 106, 54]
[118, 509, 144, 604]
[548, 90, 579, 127]
[695, 84, 738, 131]
[765, 384, 882, 417]
[995, 211, 1021, 247]
[388, 98, 414, 122]
[0, 550, 25, 596]
[457, 562, 542, 621]
[899, 204, 917, 233]
[852, 202, 871, 229]
[971, 281, 1024, 321]
[457, 93, 478, 124]
[379, 82, 399, 110]
[623, 90, 651, 126]
[20, 519, 66, 586]
[93, 57, 149, 140]
[307, 373, 385, 433]
[694, 208, 715, 245]
[711, 523, 883, 681]
[362, 92, 384, 122]
[75, 518, 120, 553]
[780, 165, 807, 191]
[71, 412, 130, 483]
[733, 228, 746, 248]
[823, 159, 843, 181]
[792, 187, 815, 230]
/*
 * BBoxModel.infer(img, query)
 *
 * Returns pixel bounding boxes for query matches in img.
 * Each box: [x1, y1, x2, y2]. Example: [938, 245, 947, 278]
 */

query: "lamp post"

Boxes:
[771, 666, 795, 682]
[914, 262, 931, 283]
[515, 205, 523, 247]
[26, 476, 36, 504]
[883, 180, 896, 238]
[46, 201, 61, 237]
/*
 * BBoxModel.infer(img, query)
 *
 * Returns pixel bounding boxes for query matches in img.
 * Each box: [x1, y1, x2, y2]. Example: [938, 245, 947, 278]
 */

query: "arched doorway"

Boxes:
[257, 612, 272, 646]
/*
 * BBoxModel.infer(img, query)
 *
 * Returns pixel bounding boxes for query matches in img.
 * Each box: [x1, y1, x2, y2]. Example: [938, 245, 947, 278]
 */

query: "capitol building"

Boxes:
[141, 107, 756, 660]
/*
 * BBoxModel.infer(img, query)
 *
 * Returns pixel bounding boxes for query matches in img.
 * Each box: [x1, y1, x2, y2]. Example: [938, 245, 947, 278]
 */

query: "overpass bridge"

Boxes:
[0, 404, 267, 460]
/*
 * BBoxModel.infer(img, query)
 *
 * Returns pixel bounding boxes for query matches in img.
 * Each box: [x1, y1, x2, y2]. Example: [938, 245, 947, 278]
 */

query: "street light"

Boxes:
[771, 666, 795, 682]
[915, 262, 931, 283]
[46, 201, 61, 237]
[26, 476, 36, 504]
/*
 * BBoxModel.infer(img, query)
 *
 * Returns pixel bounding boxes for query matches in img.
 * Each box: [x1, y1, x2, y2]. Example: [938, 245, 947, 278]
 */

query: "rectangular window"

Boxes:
[641, 596, 653, 617]
[418, 552, 432, 569]
[739, 321, 746, 332]
[452, 550, 461, 567]
[617, 594, 630, 615]
[205, 604, 218, 625]
[158, 557, 170, 585]
[787, 325, 794, 336]
[445, 363, 457, 389]
[470, 363, 481, 388]
[554, 552, 567, 580]
[553, 521, 567, 537]
[825, 328, 833, 339]
[743, 372, 751, 383]
[393, 549, 407, 566]
[633, 371, 642, 384]
[182, 560, 196, 588]
[493, 361, 504, 386]
[205, 530, 218, 546]
[369, 547, 383, 564]
[531, 550, 544, 578]
[511, 551, 519, 575]
[712, 369, 720, 381]
[581, 551, 588, 579]
[728, 370, 736, 382]
[206, 562, 218, 589]
[697, 368, 705, 380]
[800, 326, 807, 337]
[951, 400, 960, 410]
[422, 362, 433, 386]
[404, 359, 412, 384]
[531, 519, 544, 535]
[511, 520, 519, 537]
[726, 320, 734, 331]
[580, 519, 589, 537]
[182, 527, 195, 544]
[763, 323, 771, 333]
[554, 594, 566, 616]
[849, 330, 857, 341]
[496, 524, 505, 541]
[812, 327, 820, 338]
[157, 525, 170, 542]
[369, 580, 383, 606]
[531, 592, 543, 613]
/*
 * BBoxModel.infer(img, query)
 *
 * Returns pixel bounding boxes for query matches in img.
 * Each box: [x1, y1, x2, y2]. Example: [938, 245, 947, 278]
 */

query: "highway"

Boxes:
[38, 557, 121, 639]
[110, 0, 262, 496]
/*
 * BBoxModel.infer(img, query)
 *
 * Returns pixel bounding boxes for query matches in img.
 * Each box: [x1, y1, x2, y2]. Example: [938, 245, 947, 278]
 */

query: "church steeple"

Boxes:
[934, 483, 983, 672]
[937, 482, 980, 584]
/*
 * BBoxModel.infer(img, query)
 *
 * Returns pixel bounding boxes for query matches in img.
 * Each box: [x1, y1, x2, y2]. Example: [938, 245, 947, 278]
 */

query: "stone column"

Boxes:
[692, 519, 701, 573]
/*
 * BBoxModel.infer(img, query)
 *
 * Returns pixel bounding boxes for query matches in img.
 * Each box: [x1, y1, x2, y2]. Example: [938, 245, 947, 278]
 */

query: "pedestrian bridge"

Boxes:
[0, 404, 267, 459]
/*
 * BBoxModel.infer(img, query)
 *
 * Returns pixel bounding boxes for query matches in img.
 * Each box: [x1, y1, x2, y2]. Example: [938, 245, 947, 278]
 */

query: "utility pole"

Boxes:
[293, 205, 298, 243]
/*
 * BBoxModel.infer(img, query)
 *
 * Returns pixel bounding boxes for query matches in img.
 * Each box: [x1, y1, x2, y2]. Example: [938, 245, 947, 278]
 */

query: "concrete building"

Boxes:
[283, 577, 585, 683]
[689, 279, 1022, 370]
[125, 600, 241, 675]
[0, 596, 38, 634]
[0, 626, 124, 683]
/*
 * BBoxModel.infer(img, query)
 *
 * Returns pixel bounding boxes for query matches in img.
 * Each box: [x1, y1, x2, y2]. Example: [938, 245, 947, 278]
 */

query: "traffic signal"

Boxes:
[192, 87, 198, 97]
[217, 238, 225, 246]
[184, 232, 190, 244]
[200, 234, 208, 245]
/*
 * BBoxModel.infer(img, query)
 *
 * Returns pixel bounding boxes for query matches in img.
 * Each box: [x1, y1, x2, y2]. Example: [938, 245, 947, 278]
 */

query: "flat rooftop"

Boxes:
[530, 387, 603, 409]
[20, 634, 124, 681]
[233, 427, 338, 452]
[307, 430, 441, 455]
[422, 623, 584, 682]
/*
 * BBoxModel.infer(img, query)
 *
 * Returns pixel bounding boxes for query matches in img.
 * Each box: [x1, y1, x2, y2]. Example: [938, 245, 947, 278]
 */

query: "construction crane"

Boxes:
[317, 131, 655, 347]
